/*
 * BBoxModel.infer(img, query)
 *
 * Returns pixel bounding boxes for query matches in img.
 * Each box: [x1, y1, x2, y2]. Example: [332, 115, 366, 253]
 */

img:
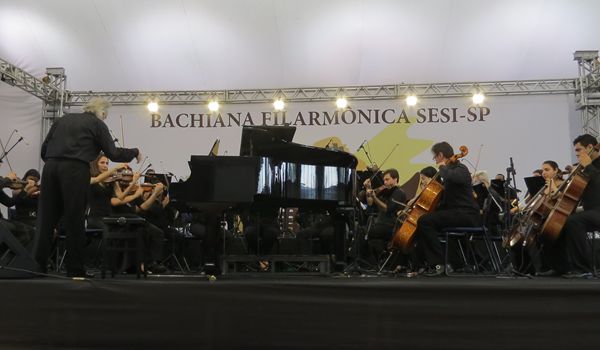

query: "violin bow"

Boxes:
[0, 136, 14, 172]
[473, 144, 484, 174]
[120, 115, 125, 147]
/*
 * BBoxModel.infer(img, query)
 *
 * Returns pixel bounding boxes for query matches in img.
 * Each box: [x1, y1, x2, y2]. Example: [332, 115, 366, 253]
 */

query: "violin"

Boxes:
[107, 167, 134, 184]
[140, 183, 157, 192]
[1, 177, 30, 190]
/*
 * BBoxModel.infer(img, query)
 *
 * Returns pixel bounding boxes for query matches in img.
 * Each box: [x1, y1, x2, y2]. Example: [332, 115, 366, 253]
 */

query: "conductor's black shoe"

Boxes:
[536, 269, 561, 277]
[423, 264, 444, 277]
[66, 271, 95, 279]
[562, 271, 593, 279]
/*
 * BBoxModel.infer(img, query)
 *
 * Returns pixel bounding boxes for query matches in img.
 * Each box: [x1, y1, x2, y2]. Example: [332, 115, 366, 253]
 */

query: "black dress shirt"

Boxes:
[582, 156, 600, 211]
[438, 162, 479, 212]
[41, 112, 138, 164]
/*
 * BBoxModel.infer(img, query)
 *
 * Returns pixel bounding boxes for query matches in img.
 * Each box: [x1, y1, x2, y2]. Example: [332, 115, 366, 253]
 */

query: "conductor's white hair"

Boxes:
[83, 98, 111, 120]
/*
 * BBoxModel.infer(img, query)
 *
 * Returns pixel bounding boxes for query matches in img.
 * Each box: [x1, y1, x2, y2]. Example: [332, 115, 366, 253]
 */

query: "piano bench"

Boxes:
[221, 254, 331, 275]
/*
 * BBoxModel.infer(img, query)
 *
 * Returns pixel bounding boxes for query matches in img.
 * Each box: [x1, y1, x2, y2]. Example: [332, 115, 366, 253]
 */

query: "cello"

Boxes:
[390, 145, 469, 254]
[538, 143, 600, 242]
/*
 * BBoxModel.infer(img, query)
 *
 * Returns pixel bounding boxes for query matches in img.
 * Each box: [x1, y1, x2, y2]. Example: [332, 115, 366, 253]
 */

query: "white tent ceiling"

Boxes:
[0, 0, 599, 92]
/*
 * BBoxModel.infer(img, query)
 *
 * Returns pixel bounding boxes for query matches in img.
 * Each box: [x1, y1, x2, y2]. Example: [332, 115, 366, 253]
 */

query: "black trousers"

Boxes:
[545, 209, 600, 273]
[33, 159, 90, 274]
[414, 209, 480, 267]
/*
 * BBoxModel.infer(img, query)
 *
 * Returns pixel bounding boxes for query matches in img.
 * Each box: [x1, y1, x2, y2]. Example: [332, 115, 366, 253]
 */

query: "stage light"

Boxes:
[208, 100, 220, 112]
[147, 101, 159, 113]
[336, 98, 348, 109]
[472, 93, 485, 105]
[406, 95, 418, 106]
[273, 99, 285, 111]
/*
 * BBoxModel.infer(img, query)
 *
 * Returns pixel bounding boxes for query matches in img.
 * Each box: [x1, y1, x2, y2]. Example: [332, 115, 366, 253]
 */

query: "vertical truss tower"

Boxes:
[574, 50, 600, 138]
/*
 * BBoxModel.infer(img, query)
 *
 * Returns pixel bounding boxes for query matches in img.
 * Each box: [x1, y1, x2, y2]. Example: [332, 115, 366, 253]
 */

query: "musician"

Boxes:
[0, 169, 37, 246]
[111, 176, 168, 274]
[11, 169, 41, 228]
[87, 154, 128, 234]
[472, 170, 504, 215]
[34, 98, 142, 278]
[545, 134, 600, 278]
[398, 167, 437, 217]
[540, 160, 564, 195]
[414, 142, 480, 276]
[419, 166, 437, 189]
[364, 169, 407, 263]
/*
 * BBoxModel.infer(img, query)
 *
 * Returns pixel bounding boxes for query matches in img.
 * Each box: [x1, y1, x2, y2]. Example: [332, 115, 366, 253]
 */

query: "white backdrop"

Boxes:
[0, 81, 583, 201]
[95, 94, 578, 193]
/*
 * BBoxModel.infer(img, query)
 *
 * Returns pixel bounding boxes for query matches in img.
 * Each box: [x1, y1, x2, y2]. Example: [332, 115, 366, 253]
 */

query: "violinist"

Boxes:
[137, 171, 175, 239]
[111, 172, 167, 274]
[544, 134, 600, 278]
[413, 142, 480, 276]
[87, 154, 128, 233]
[364, 169, 407, 263]
[0, 167, 37, 246]
[35, 97, 142, 278]
[11, 169, 41, 228]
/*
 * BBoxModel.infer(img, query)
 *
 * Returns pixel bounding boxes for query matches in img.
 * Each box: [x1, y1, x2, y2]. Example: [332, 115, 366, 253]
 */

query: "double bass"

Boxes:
[389, 146, 469, 254]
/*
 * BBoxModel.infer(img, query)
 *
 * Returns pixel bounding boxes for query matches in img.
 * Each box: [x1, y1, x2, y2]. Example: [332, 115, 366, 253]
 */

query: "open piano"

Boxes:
[170, 125, 357, 211]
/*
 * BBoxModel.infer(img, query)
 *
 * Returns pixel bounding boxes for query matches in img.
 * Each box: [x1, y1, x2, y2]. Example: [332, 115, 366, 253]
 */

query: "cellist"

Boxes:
[413, 142, 480, 276]
[544, 134, 600, 278]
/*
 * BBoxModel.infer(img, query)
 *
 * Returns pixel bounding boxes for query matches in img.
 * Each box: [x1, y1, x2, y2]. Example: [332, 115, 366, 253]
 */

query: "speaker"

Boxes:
[0, 223, 39, 278]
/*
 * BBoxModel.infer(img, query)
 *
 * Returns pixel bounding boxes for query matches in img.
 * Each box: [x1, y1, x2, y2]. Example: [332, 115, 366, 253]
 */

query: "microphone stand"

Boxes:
[503, 157, 517, 231]
[359, 145, 375, 167]
[343, 198, 376, 276]
[498, 157, 533, 279]
[0, 136, 25, 170]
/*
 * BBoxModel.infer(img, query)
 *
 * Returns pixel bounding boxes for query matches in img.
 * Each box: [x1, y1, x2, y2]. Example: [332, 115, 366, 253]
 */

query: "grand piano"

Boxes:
[170, 125, 357, 210]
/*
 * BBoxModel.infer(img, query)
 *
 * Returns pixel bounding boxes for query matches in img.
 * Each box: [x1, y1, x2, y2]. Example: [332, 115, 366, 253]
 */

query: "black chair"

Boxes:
[440, 198, 502, 276]
[53, 228, 105, 273]
[101, 216, 147, 279]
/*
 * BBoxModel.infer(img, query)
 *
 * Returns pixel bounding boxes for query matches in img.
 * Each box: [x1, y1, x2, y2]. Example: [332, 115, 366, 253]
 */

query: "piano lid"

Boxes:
[240, 125, 296, 156]
[239, 125, 358, 168]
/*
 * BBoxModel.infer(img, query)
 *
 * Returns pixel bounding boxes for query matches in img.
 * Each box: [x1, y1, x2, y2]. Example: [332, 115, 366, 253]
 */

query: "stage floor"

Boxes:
[2, 274, 600, 349]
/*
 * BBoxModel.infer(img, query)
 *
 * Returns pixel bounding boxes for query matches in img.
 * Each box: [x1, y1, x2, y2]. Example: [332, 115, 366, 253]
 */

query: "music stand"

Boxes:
[523, 176, 546, 197]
